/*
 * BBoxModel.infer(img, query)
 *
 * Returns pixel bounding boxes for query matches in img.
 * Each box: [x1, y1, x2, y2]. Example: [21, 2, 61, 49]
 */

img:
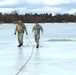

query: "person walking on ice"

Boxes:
[32, 22, 43, 48]
[14, 20, 28, 47]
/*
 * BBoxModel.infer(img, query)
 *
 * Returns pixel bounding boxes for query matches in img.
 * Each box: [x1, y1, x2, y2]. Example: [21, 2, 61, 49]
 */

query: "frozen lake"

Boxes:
[0, 23, 76, 75]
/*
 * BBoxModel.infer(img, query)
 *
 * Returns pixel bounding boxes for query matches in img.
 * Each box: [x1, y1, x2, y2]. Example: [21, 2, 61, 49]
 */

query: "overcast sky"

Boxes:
[0, 0, 76, 15]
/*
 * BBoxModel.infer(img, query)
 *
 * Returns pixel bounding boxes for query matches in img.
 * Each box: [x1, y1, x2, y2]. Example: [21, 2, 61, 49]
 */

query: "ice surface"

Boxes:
[0, 23, 76, 75]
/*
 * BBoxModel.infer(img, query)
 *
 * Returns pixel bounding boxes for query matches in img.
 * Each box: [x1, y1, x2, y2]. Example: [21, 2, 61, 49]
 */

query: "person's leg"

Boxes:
[18, 33, 24, 47]
[20, 33, 24, 46]
[18, 33, 21, 47]
[35, 34, 40, 48]
[35, 35, 37, 43]
[37, 34, 40, 48]
[35, 35, 38, 47]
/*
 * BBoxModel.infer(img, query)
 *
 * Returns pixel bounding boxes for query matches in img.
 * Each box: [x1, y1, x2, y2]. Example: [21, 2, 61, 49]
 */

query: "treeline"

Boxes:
[0, 12, 76, 23]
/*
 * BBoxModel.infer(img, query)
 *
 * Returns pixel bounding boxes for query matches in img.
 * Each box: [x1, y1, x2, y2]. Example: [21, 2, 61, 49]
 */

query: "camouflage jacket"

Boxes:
[15, 24, 27, 33]
[32, 24, 43, 35]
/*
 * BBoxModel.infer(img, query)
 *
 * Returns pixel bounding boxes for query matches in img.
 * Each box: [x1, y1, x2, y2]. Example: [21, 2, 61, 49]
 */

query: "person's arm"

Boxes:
[25, 28, 28, 35]
[32, 26, 35, 33]
[23, 24, 28, 35]
[40, 25, 43, 34]
[14, 24, 17, 35]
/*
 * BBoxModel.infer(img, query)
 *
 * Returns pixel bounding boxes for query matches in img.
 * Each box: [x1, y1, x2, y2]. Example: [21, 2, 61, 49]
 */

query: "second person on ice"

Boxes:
[32, 22, 43, 48]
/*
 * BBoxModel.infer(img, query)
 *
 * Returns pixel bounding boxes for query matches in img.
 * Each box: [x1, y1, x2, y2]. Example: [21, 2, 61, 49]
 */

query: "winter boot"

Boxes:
[36, 44, 39, 48]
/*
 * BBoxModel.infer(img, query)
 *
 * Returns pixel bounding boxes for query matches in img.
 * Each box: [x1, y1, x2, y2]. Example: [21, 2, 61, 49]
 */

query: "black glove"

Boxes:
[14, 32, 16, 35]
[26, 32, 28, 35]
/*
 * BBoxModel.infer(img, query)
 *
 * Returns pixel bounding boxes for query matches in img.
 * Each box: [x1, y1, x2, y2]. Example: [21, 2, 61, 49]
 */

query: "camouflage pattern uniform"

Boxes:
[32, 23, 43, 48]
[14, 20, 28, 47]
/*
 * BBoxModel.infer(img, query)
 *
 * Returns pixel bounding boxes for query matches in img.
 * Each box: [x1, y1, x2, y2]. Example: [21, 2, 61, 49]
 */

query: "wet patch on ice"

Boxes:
[46, 38, 76, 42]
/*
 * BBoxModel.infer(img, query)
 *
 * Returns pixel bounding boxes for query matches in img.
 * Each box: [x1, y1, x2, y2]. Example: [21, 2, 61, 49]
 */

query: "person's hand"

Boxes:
[14, 32, 16, 35]
[26, 32, 28, 35]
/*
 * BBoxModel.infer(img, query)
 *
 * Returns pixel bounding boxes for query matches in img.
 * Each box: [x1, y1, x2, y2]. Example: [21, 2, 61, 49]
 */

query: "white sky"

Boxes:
[0, 0, 76, 15]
